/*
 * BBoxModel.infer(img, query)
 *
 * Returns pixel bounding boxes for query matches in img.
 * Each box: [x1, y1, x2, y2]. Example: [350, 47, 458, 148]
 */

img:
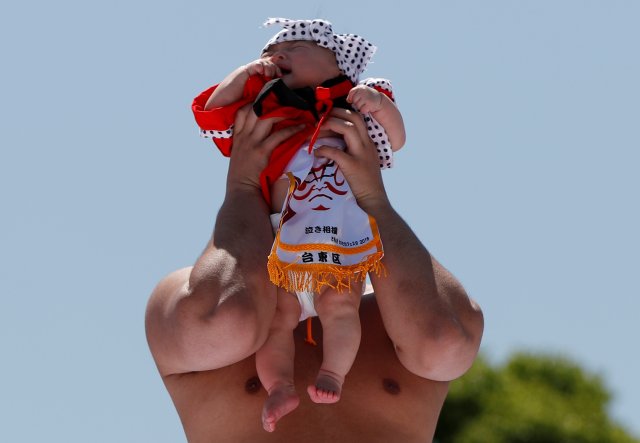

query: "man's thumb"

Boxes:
[314, 145, 349, 168]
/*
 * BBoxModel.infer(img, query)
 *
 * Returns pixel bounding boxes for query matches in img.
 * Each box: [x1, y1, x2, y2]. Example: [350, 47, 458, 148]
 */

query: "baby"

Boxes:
[192, 18, 406, 432]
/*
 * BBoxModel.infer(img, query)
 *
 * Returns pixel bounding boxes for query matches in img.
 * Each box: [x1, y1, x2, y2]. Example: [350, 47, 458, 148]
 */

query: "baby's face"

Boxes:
[262, 40, 341, 89]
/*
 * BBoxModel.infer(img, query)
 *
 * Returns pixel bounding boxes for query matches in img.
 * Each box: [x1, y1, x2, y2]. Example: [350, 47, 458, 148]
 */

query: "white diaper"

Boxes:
[270, 213, 319, 321]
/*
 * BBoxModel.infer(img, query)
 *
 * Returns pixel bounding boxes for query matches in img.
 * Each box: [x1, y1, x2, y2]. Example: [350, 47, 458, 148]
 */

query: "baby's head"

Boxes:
[261, 18, 376, 89]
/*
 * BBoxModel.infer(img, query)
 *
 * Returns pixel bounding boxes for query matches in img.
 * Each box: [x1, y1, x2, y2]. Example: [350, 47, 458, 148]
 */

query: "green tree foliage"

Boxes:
[434, 353, 639, 443]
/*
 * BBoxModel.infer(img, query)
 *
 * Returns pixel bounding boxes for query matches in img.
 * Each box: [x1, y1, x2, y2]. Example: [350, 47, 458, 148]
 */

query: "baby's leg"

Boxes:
[256, 289, 302, 432]
[307, 281, 363, 404]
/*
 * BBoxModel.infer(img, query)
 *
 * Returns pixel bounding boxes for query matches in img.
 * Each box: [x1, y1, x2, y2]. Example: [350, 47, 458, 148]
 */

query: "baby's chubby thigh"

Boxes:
[313, 280, 364, 321]
[272, 288, 303, 332]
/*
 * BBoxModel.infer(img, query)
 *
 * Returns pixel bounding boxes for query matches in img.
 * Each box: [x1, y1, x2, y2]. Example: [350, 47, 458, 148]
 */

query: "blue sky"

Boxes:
[1, 1, 638, 441]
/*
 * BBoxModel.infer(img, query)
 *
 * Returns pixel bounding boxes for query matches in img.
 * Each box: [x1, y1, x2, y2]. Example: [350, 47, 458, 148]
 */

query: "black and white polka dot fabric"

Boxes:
[200, 128, 233, 139]
[200, 19, 397, 171]
[262, 18, 377, 85]
[361, 78, 394, 100]
[360, 78, 394, 169]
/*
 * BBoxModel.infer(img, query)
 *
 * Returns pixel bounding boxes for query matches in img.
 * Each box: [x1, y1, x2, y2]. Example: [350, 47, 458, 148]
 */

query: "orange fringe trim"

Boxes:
[267, 251, 385, 294]
[268, 251, 386, 346]
[276, 237, 382, 255]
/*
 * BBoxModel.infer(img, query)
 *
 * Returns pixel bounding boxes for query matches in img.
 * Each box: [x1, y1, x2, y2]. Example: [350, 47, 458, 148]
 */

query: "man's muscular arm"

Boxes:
[145, 108, 302, 377]
[365, 204, 483, 381]
[315, 109, 483, 382]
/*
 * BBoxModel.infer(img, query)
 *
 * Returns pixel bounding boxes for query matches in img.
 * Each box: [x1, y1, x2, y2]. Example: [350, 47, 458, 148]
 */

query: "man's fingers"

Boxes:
[328, 108, 369, 139]
[313, 146, 353, 174]
[236, 105, 271, 138]
[321, 116, 373, 158]
[319, 116, 355, 136]
[236, 104, 300, 148]
[263, 124, 306, 153]
[320, 118, 360, 152]
[252, 115, 299, 141]
[233, 104, 252, 135]
[314, 145, 351, 170]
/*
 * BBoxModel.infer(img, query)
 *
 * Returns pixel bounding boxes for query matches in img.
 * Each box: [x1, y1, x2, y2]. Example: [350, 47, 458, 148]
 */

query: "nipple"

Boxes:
[382, 378, 401, 395]
[245, 376, 263, 394]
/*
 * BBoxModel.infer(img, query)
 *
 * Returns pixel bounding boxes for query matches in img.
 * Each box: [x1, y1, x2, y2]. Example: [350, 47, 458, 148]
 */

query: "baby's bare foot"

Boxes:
[262, 384, 300, 432]
[307, 369, 344, 404]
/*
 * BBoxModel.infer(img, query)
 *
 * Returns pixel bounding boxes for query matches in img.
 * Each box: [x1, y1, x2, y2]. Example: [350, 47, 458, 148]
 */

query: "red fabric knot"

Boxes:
[315, 87, 331, 102]
[308, 87, 335, 153]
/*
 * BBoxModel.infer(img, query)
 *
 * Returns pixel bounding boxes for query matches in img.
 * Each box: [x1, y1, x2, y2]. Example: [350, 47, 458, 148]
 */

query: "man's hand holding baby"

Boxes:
[226, 105, 303, 194]
[314, 108, 390, 214]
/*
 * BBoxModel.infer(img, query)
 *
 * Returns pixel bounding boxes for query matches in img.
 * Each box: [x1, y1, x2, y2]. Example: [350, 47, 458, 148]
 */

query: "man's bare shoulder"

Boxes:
[145, 268, 192, 375]
[146, 266, 268, 377]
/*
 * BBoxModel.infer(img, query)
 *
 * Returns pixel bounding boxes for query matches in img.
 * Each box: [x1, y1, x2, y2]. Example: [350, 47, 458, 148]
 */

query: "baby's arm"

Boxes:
[204, 59, 282, 110]
[347, 85, 406, 151]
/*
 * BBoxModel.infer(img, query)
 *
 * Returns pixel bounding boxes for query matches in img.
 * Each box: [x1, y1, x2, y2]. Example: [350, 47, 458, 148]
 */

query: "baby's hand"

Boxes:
[347, 85, 383, 114]
[243, 59, 282, 79]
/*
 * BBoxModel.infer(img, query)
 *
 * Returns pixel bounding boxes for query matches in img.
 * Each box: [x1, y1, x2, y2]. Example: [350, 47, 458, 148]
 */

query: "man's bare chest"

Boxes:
[163, 317, 448, 442]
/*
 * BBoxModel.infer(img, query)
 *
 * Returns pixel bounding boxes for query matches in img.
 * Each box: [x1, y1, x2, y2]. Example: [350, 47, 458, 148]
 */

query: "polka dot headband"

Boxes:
[262, 18, 377, 84]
